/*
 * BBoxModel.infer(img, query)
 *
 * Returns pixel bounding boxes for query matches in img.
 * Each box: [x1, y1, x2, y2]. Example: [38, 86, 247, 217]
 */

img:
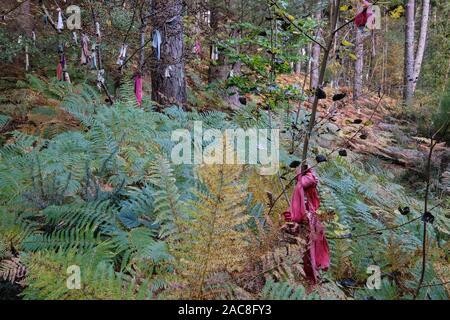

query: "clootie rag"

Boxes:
[134, 75, 143, 106]
[283, 168, 330, 285]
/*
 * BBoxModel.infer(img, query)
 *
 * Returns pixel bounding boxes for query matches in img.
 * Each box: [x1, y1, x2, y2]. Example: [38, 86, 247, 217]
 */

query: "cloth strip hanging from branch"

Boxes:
[56, 61, 63, 80]
[355, 1, 373, 28]
[193, 40, 202, 55]
[95, 21, 101, 38]
[57, 54, 71, 83]
[211, 45, 219, 61]
[283, 168, 330, 285]
[25, 45, 29, 71]
[97, 69, 105, 89]
[134, 75, 143, 106]
[91, 43, 97, 69]
[152, 29, 161, 60]
[164, 66, 173, 78]
[81, 34, 90, 65]
[57, 8, 64, 31]
[116, 44, 128, 66]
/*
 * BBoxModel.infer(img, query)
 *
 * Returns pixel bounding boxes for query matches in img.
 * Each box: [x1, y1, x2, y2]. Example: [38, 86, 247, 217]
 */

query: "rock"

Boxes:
[325, 123, 341, 134]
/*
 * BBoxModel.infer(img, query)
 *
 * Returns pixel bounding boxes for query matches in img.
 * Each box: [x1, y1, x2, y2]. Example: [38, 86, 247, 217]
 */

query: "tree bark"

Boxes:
[412, 0, 431, 94]
[293, 47, 304, 74]
[139, 1, 151, 72]
[21, 0, 33, 37]
[207, 0, 242, 108]
[208, 0, 231, 83]
[151, 0, 187, 107]
[403, 0, 416, 104]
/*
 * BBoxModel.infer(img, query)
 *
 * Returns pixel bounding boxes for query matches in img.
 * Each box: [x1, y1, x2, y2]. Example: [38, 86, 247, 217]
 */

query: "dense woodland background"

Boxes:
[0, 0, 449, 300]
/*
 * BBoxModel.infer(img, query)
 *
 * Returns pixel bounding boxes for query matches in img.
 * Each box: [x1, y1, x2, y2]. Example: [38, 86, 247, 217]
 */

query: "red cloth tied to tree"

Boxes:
[355, 1, 373, 28]
[283, 169, 330, 285]
[135, 75, 143, 106]
[354, 8, 369, 28]
[56, 63, 63, 81]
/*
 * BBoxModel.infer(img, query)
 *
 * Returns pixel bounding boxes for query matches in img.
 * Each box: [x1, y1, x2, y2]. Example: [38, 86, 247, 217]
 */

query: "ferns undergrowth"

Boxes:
[0, 77, 448, 300]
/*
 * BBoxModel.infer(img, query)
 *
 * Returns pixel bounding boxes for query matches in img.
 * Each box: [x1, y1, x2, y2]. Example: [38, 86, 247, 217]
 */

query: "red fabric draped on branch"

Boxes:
[283, 168, 330, 285]
[135, 75, 143, 106]
[354, 1, 373, 28]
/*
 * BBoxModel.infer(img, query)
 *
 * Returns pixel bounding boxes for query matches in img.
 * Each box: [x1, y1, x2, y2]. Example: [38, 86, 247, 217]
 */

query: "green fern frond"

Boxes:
[260, 279, 312, 300]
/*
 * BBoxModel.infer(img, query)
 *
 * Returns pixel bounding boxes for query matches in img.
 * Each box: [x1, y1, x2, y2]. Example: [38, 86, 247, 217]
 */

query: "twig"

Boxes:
[40, 4, 59, 32]
[419, 280, 450, 289]
[267, 94, 385, 217]
[328, 216, 422, 240]
[2, 1, 27, 18]
[301, 0, 341, 171]
[268, 0, 326, 50]
[120, 5, 189, 70]
[414, 120, 450, 299]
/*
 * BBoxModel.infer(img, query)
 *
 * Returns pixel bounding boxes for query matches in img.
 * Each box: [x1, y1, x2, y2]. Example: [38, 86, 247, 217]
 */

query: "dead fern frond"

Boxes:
[0, 257, 27, 285]
[172, 163, 250, 299]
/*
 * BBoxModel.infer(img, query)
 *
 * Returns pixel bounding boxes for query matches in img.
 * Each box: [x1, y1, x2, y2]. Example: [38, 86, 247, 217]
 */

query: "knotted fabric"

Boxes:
[283, 168, 330, 285]
[354, 1, 372, 28]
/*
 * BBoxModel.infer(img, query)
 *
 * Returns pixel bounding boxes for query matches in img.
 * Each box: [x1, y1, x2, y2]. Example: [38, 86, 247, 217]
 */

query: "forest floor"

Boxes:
[1, 66, 449, 300]
[262, 73, 449, 185]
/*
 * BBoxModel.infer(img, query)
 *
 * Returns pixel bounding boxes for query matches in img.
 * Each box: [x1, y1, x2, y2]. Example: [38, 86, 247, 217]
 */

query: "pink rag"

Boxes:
[193, 40, 202, 55]
[283, 169, 330, 285]
[134, 75, 143, 106]
[56, 63, 63, 81]
[355, 2, 372, 28]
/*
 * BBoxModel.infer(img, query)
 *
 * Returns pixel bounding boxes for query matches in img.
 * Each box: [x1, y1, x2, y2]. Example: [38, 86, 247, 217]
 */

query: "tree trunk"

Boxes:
[21, 0, 33, 37]
[207, 0, 243, 108]
[151, 0, 187, 107]
[412, 0, 431, 94]
[403, 0, 415, 104]
[310, 10, 321, 92]
[302, 0, 341, 167]
[353, 2, 364, 100]
[139, 1, 151, 73]
[208, 0, 231, 83]
[293, 47, 304, 74]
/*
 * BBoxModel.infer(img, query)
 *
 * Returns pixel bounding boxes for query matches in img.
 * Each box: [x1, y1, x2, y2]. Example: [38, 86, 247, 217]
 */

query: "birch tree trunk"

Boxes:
[353, 1, 364, 100]
[310, 9, 322, 92]
[151, 0, 187, 107]
[412, 0, 431, 93]
[294, 49, 301, 75]
[403, 0, 416, 104]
